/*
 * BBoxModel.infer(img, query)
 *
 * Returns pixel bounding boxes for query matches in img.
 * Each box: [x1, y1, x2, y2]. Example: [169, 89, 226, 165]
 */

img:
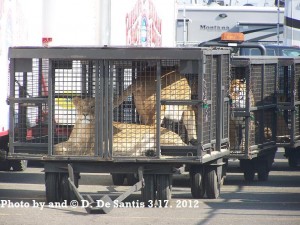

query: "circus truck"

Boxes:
[0, 0, 41, 171]
[1, 0, 174, 173]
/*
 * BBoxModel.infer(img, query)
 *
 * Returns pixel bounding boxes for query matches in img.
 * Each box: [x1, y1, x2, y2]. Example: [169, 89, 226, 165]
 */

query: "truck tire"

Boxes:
[141, 174, 155, 207]
[156, 174, 171, 206]
[205, 167, 220, 199]
[126, 173, 139, 186]
[0, 161, 11, 171]
[190, 170, 205, 199]
[288, 156, 297, 168]
[111, 173, 126, 185]
[241, 160, 255, 181]
[45, 172, 60, 203]
[60, 173, 78, 203]
[11, 160, 28, 171]
[257, 161, 269, 181]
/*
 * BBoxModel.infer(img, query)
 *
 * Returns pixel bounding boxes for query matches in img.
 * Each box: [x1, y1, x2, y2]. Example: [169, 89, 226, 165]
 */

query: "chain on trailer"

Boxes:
[8, 47, 231, 213]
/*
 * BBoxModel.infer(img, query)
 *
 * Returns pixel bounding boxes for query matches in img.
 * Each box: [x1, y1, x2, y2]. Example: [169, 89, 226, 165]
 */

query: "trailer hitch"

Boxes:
[67, 164, 144, 214]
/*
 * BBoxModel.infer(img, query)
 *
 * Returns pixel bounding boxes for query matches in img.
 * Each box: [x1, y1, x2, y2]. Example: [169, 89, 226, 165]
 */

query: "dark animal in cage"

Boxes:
[229, 78, 275, 151]
[229, 79, 255, 151]
[54, 97, 187, 156]
[113, 70, 197, 145]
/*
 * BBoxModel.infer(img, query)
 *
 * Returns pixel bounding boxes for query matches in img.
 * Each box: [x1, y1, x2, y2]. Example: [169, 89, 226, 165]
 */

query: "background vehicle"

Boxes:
[240, 45, 300, 56]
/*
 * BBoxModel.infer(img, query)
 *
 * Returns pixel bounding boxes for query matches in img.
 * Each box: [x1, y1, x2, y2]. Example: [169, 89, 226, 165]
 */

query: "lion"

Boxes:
[113, 69, 197, 145]
[229, 79, 256, 150]
[229, 79, 275, 151]
[54, 97, 187, 156]
[54, 97, 96, 156]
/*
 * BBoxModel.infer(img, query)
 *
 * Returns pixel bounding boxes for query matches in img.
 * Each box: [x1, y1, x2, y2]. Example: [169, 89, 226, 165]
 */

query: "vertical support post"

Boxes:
[104, 60, 109, 158]
[18, 72, 28, 142]
[82, 63, 87, 96]
[261, 63, 265, 144]
[108, 61, 114, 158]
[216, 55, 223, 152]
[245, 63, 251, 156]
[156, 60, 161, 157]
[48, 60, 54, 155]
[98, 60, 104, 157]
[88, 61, 94, 97]
[210, 54, 213, 148]
[198, 57, 204, 159]
[95, 60, 100, 157]
[38, 59, 43, 124]
[9, 59, 16, 154]
[291, 63, 295, 143]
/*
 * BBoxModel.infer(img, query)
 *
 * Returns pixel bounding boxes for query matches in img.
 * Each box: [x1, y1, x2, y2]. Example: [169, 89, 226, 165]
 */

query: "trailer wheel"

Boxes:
[156, 174, 171, 206]
[288, 156, 297, 168]
[141, 174, 155, 207]
[0, 161, 10, 171]
[11, 160, 28, 171]
[126, 173, 139, 186]
[241, 160, 255, 182]
[244, 168, 255, 181]
[111, 173, 125, 185]
[257, 162, 269, 181]
[205, 167, 220, 199]
[45, 172, 60, 203]
[190, 170, 205, 199]
[60, 173, 79, 203]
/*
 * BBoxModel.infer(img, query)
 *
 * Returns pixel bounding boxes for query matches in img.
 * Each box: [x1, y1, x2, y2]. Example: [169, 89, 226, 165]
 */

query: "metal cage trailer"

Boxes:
[276, 57, 300, 168]
[8, 46, 230, 213]
[228, 56, 278, 181]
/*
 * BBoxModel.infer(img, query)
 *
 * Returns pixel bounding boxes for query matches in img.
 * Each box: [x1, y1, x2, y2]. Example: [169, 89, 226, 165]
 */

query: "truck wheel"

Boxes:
[288, 156, 297, 168]
[156, 174, 171, 206]
[0, 161, 11, 171]
[126, 173, 139, 186]
[111, 173, 125, 185]
[242, 160, 255, 182]
[45, 172, 60, 203]
[141, 174, 155, 207]
[205, 167, 220, 199]
[190, 170, 205, 199]
[244, 168, 255, 181]
[11, 160, 27, 171]
[257, 161, 269, 181]
[60, 173, 78, 203]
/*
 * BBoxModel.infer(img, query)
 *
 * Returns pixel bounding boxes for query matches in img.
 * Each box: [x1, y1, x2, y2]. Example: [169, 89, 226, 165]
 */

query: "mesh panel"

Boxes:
[277, 59, 300, 145]
[9, 48, 230, 159]
[230, 57, 277, 156]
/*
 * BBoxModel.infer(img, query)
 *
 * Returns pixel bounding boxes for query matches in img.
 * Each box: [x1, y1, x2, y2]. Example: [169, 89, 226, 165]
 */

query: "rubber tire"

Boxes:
[242, 161, 255, 182]
[190, 170, 205, 199]
[205, 167, 220, 199]
[60, 173, 78, 204]
[288, 156, 298, 168]
[127, 173, 139, 186]
[156, 174, 172, 207]
[0, 161, 11, 171]
[11, 160, 28, 171]
[45, 172, 60, 203]
[257, 162, 269, 181]
[111, 173, 126, 185]
[141, 174, 156, 207]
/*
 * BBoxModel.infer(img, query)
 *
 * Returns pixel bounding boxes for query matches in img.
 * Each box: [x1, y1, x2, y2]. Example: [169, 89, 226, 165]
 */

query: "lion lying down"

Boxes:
[54, 97, 186, 156]
[113, 70, 197, 145]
